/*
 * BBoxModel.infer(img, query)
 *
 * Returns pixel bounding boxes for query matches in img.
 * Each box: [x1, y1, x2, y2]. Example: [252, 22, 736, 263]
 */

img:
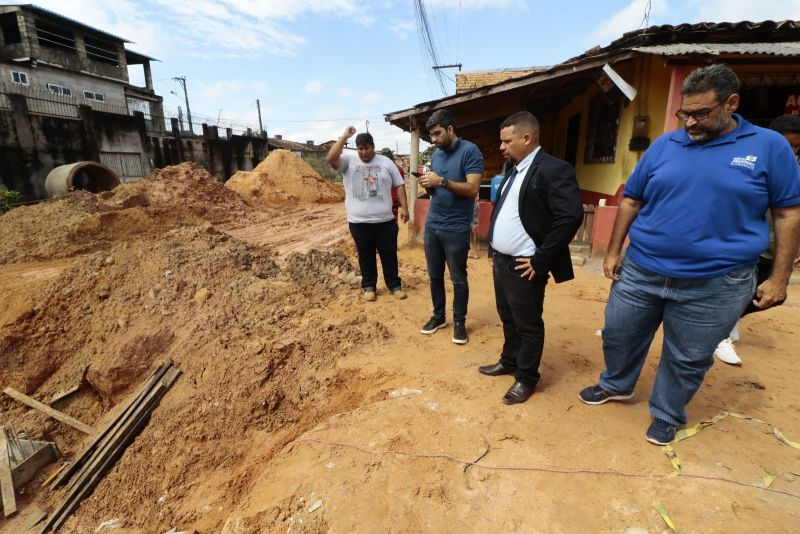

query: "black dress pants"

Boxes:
[493, 253, 549, 386]
[349, 220, 401, 292]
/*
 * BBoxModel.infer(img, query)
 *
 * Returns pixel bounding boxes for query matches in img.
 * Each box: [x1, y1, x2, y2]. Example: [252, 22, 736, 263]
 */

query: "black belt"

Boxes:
[493, 252, 521, 260]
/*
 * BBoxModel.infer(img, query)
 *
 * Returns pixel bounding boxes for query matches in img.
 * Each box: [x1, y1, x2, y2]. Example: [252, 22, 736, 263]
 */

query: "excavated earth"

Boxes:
[0, 162, 799, 533]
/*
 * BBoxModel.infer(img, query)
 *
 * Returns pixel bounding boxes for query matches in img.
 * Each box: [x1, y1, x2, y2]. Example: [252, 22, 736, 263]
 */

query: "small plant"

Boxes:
[0, 189, 20, 213]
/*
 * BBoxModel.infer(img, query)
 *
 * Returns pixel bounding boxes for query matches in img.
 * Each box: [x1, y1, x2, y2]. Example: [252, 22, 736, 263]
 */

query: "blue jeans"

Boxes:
[599, 258, 755, 425]
[424, 227, 470, 324]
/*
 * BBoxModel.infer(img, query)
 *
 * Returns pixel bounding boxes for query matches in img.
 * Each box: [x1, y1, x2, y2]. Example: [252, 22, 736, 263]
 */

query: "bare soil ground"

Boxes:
[0, 163, 798, 533]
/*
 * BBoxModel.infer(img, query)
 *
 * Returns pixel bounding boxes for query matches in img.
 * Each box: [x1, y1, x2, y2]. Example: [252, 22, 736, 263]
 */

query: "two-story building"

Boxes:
[0, 3, 163, 121]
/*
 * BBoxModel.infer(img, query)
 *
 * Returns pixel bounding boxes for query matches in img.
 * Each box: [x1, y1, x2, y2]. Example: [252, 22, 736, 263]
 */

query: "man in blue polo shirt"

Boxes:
[418, 109, 484, 344]
[579, 64, 800, 445]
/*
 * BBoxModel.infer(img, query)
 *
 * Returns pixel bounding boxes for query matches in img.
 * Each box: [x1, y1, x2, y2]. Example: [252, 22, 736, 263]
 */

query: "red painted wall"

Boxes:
[413, 199, 494, 239]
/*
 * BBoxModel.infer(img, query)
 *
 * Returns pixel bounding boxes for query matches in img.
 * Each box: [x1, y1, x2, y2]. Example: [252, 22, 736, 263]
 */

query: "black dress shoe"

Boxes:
[502, 381, 535, 405]
[478, 362, 514, 376]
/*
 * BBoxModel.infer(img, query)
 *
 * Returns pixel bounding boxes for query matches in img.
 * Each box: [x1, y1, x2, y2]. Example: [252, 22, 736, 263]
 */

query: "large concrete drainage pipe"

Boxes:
[45, 162, 121, 197]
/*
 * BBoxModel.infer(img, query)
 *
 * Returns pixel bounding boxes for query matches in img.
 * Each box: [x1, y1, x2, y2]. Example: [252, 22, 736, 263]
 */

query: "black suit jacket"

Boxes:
[489, 149, 584, 283]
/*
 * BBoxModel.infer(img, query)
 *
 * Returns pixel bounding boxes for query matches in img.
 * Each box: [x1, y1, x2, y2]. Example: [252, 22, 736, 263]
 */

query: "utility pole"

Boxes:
[173, 76, 193, 134]
[256, 99, 264, 136]
[365, 119, 369, 133]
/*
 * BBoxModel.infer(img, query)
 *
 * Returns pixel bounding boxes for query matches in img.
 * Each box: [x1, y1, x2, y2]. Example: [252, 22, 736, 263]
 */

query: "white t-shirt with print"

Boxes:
[338, 153, 403, 223]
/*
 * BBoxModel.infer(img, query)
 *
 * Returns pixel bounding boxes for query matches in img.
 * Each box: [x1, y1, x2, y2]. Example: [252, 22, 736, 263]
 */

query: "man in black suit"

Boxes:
[478, 111, 584, 404]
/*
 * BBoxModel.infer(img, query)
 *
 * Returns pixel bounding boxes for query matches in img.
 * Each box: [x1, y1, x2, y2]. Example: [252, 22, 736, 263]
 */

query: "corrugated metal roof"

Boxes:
[609, 20, 800, 49]
[633, 42, 800, 56]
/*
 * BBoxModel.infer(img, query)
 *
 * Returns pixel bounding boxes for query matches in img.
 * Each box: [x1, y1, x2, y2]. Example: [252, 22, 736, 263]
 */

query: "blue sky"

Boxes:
[11, 0, 800, 152]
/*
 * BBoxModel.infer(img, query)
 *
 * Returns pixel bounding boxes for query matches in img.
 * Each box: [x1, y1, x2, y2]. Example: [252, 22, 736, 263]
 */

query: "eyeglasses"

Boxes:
[675, 103, 721, 122]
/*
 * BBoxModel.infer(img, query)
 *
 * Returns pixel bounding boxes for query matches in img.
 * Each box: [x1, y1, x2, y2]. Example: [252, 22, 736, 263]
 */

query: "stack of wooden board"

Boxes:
[41, 361, 181, 532]
[0, 426, 60, 519]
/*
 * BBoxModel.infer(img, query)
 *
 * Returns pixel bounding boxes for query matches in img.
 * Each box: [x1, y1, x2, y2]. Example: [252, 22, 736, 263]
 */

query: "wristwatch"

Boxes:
[440, 178, 449, 189]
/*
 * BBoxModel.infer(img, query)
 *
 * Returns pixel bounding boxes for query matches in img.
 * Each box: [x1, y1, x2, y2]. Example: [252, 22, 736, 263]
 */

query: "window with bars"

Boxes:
[11, 70, 29, 85]
[84, 36, 119, 66]
[47, 83, 72, 96]
[36, 20, 76, 53]
[584, 92, 621, 164]
[83, 90, 105, 102]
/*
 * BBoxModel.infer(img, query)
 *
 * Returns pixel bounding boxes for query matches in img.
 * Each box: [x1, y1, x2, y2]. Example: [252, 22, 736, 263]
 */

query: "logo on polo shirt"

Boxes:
[730, 155, 757, 170]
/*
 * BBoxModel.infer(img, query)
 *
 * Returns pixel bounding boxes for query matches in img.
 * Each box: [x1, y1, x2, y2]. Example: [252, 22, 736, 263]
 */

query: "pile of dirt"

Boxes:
[226, 149, 344, 205]
[0, 163, 265, 265]
[0, 161, 395, 532]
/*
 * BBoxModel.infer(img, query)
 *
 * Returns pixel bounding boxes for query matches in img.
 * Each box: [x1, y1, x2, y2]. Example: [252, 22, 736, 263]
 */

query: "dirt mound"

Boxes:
[0, 194, 382, 532]
[0, 163, 265, 265]
[226, 149, 343, 205]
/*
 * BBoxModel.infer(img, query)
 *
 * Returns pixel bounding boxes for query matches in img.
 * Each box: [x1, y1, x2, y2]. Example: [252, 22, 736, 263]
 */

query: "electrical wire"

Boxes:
[413, 0, 448, 95]
[640, 0, 652, 29]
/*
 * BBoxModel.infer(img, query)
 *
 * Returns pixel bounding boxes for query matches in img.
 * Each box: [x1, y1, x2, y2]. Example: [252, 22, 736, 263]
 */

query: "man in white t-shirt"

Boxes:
[327, 126, 409, 301]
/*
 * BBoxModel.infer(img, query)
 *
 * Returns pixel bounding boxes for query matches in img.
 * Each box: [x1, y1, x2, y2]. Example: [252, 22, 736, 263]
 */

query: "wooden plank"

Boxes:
[65, 378, 167, 493]
[42, 462, 69, 488]
[43, 366, 181, 532]
[0, 428, 17, 518]
[23, 506, 48, 529]
[49, 384, 81, 404]
[11, 443, 59, 488]
[49, 361, 171, 490]
[3, 388, 94, 435]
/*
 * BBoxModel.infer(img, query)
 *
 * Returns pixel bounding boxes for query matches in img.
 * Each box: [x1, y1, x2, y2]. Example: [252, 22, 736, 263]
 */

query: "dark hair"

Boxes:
[500, 111, 540, 136]
[425, 109, 456, 131]
[768, 114, 800, 135]
[355, 132, 374, 147]
[682, 64, 740, 104]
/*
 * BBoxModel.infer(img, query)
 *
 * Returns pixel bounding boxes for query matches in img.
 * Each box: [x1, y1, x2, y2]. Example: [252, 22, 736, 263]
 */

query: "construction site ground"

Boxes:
[1, 163, 799, 533]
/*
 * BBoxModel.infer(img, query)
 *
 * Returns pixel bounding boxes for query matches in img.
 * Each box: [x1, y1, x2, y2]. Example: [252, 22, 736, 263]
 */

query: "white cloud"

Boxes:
[362, 91, 383, 103]
[305, 80, 326, 94]
[198, 79, 269, 100]
[685, 0, 800, 22]
[588, 0, 669, 45]
[425, 0, 518, 8]
[316, 106, 346, 120]
[389, 20, 416, 40]
[338, 88, 353, 98]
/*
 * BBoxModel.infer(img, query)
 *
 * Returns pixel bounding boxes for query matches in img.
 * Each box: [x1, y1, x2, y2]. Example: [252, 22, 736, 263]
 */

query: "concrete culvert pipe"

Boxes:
[45, 162, 121, 197]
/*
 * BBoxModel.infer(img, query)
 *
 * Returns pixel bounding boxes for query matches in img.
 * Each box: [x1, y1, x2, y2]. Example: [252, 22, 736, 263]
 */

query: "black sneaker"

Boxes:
[578, 385, 634, 405]
[452, 322, 468, 345]
[420, 316, 446, 335]
[645, 418, 676, 446]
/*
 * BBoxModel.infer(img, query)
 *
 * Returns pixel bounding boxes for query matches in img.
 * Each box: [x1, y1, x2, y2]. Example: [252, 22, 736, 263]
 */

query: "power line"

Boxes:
[413, 0, 448, 95]
[640, 0, 652, 29]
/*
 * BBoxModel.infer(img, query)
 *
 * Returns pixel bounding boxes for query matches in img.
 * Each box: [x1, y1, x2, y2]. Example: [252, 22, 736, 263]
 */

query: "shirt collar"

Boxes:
[514, 146, 540, 175]
[444, 137, 461, 153]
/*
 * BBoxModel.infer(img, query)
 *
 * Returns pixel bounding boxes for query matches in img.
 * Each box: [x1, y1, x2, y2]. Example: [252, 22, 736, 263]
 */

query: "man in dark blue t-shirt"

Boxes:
[418, 109, 484, 344]
[579, 64, 800, 446]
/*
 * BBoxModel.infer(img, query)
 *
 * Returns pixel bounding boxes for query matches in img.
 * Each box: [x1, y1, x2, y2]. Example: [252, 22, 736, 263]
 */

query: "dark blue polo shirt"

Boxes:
[624, 115, 800, 278]
[425, 138, 484, 233]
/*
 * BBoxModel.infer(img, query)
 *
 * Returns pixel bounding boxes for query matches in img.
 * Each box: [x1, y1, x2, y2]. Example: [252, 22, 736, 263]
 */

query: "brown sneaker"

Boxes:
[362, 290, 376, 302]
[391, 289, 407, 300]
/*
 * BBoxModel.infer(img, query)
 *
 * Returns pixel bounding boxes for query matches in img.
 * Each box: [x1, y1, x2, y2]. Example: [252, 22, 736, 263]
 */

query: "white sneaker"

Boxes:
[729, 323, 740, 342]
[714, 338, 742, 365]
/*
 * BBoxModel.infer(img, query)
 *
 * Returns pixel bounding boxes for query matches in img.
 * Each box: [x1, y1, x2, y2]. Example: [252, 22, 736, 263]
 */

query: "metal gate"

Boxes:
[99, 152, 144, 182]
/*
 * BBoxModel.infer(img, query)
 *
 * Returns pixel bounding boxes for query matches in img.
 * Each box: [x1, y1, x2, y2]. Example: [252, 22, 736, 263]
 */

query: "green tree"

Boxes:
[0, 189, 20, 214]
[379, 147, 394, 161]
[420, 145, 436, 164]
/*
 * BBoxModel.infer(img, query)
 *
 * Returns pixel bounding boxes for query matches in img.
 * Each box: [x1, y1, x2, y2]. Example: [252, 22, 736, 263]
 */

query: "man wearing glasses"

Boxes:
[579, 64, 800, 445]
